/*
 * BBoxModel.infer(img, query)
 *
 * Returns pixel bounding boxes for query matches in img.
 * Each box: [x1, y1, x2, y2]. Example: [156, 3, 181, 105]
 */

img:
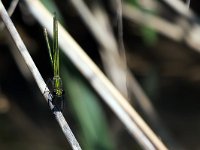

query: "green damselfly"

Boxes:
[44, 15, 64, 112]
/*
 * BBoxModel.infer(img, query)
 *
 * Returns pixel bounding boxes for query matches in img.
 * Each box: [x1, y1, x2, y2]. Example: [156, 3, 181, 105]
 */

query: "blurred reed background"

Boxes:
[1, 0, 200, 149]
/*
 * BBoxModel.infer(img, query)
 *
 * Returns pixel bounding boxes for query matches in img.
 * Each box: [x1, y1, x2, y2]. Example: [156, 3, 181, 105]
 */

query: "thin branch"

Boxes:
[0, 0, 19, 30]
[0, 1, 82, 150]
[7, 0, 19, 16]
[24, 0, 168, 149]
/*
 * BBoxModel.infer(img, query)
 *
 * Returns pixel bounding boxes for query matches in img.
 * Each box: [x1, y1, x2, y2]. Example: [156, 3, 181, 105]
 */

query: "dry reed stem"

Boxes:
[24, 0, 168, 149]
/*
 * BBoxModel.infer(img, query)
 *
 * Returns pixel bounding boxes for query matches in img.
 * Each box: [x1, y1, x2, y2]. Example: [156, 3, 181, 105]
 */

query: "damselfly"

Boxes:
[44, 15, 64, 112]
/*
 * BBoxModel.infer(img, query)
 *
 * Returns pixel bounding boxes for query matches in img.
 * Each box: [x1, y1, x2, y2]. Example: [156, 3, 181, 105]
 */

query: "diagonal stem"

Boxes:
[0, 1, 82, 150]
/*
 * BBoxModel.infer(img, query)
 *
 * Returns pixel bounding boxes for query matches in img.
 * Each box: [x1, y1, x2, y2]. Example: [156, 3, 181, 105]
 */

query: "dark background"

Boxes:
[1, 0, 200, 149]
